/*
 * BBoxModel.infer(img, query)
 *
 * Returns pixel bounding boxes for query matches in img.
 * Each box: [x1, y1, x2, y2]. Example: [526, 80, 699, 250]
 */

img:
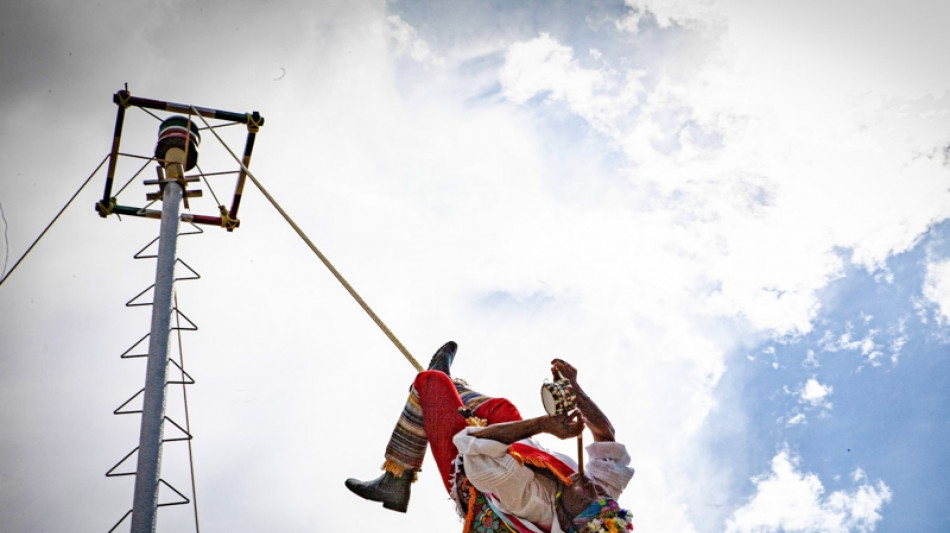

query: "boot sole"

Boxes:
[345, 477, 409, 513]
[383, 501, 408, 513]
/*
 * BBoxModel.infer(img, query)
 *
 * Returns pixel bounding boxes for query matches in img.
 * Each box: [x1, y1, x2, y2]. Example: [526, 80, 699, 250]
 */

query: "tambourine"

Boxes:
[542, 373, 586, 476]
[541, 378, 577, 416]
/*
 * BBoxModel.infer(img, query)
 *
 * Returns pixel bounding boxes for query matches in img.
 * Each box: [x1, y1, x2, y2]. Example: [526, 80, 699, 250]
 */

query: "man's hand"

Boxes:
[543, 411, 584, 440]
[551, 358, 616, 442]
[469, 360, 616, 444]
[551, 358, 578, 385]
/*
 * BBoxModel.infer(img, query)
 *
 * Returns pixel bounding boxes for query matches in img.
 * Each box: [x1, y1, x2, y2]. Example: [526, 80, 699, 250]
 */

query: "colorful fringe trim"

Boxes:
[381, 458, 419, 481]
[508, 442, 576, 486]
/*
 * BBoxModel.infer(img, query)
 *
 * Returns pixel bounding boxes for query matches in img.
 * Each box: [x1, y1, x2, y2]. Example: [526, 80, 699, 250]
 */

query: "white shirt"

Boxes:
[452, 427, 635, 533]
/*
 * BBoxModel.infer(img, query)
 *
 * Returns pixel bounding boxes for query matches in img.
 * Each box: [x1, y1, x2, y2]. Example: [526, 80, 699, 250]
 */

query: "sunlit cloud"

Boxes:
[387, 14, 444, 66]
[799, 377, 833, 409]
[725, 447, 892, 533]
[923, 258, 950, 326]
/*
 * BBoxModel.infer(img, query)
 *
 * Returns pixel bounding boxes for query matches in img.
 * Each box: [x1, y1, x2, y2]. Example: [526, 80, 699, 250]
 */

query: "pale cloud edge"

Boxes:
[923, 259, 950, 326]
[724, 446, 892, 533]
[413, 3, 945, 532]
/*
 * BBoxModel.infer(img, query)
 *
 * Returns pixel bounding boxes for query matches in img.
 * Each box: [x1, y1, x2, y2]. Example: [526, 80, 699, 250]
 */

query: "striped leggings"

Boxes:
[382, 371, 523, 493]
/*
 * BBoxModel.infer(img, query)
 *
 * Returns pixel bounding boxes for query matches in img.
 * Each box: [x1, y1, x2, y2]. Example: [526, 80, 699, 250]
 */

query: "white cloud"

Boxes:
[780, 377, 832, 426]
[386, 14, 443, 65]
[499, 32, 643, 137]
[627, 0, 950, 97]
[799, 377, 833, 408]
[817, 318, 913, 368]
[818, 325, 888, 367]
[786, 413, 806, 427]
[726, 447, 892, 533]
[499, 10, 950, 341]
[923, 258, 950, 326]
[621, 0, 720, 30]
[887, 319, 909, 365]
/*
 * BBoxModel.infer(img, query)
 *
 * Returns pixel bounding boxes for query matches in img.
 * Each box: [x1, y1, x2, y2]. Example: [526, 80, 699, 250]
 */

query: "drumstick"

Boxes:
[577, 431, 584, 476]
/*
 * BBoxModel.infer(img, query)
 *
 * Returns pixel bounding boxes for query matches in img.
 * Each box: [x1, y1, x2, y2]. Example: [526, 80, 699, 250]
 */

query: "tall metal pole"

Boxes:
[131, 168, 185, 532]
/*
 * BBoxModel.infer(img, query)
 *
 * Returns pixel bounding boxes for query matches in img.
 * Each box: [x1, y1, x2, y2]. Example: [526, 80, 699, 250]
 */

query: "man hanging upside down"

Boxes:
[345, 341, 635, 533]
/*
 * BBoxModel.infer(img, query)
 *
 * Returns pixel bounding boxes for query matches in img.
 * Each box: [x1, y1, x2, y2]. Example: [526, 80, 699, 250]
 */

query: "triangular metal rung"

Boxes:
[133, 228, 203, 261]
[114, 366, 193, 416]
[126, 284, 154, 308]
[134, 237, 160, 259]
[162, 416, 193, 443]
[174, 258, 200, 282]
[179, 221, 204, 236]
[171, 308, 198, 332]
[114, 388, 145, 415]
[168, 358, 195, 385]
[120, 333, 150, 359]
[105, 447, 138, 478]
[102, 477, 191, 509]
[125, 265, 196, 307]
[157, 478, 191, 507]
[107, 510, 132, 533]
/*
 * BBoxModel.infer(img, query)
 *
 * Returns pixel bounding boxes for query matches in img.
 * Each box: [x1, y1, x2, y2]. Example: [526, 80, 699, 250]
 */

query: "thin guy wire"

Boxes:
[195, 164, 222, 206]
[140, 106, 163, 122]
[0, 154, 109, 287]
[192, 170, 239, 179]
[118, 152, 157, 161]
[196, 121, 241, 132]
[174, 291, 202, 533]
[115, 157, 156, 198]
[0, 200, 9, 277]
[189, 107, 425, 373]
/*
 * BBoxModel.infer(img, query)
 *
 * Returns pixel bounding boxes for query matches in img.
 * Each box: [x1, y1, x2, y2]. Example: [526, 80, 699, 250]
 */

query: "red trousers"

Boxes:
[389, 371, 523, 493]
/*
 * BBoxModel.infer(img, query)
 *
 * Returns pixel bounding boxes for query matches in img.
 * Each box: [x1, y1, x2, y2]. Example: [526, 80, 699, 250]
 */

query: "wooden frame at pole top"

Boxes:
[96, 89, 264, 230]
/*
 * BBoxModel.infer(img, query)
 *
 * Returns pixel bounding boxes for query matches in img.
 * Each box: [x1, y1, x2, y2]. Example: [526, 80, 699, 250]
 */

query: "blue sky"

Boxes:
[0, 1, 948, 532]
[708, 220, 950, 532]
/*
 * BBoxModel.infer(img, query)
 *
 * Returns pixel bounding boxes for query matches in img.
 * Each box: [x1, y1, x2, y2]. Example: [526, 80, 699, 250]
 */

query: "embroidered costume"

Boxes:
[353, 366, 634, 532]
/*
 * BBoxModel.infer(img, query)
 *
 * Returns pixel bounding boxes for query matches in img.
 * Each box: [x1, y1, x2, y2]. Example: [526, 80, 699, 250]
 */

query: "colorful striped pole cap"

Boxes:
[155, 115, 200, 170]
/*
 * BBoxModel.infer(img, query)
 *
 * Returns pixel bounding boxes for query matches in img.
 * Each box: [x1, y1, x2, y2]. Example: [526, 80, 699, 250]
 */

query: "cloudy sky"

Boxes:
[1, 1, 948, 532]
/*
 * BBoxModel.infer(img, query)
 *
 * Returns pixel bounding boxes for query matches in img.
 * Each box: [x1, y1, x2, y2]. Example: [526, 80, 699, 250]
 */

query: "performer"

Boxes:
[345, 341, 635, 533]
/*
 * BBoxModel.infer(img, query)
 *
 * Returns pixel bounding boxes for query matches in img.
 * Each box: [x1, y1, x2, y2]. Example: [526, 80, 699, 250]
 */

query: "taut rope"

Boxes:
[191, 108, 424, 372]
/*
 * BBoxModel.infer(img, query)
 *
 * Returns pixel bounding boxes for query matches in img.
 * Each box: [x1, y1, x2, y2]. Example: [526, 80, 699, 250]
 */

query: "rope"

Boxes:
[190, 107, 425, 373]
[117, 90, 132, 109]
[0, 154, 109, 287]
[246, 113, 263, 133]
